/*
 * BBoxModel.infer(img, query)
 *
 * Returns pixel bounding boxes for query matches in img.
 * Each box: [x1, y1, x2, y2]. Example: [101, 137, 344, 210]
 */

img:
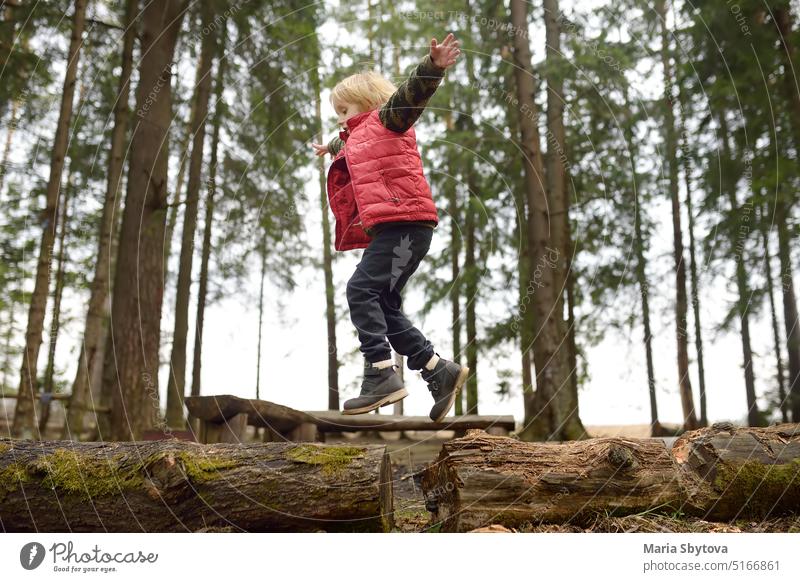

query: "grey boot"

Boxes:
[342, 361, 408, 415]
[421, 353, 470, 422]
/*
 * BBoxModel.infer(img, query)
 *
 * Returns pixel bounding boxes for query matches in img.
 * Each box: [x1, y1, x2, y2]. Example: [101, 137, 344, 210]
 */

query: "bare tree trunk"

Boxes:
[164, 115, 193, 284]
[12, 0, 88, 439]
[39, 175, 71, 434]
[0, 99, 18, 195]
[773, 5, 800, 421]
[312, 44, 339, 412]
[621, 82, 662, 436]
[64, 0, 138, 441]
[2, 301, 16, 393]
[255, 248, 266, 400]
[510, 0, 572, 441]
[462, 31, 479, 416]
[497, 60, 535, 426]
[103, 0, 187, 441]
[761, 205, 789, 423]
[718, 112, 761, 426]
[166, 0, 217, 429]
[192, 26, 227, 403]
[463, 169, 478, 415]
[674, 41, 708, 427]
[776, 198, 800, 422]
[543, 0, 585, 440]
[43, 161, 71, 400]
[440, 107, 464, 415]
[656, 0, 699, 431]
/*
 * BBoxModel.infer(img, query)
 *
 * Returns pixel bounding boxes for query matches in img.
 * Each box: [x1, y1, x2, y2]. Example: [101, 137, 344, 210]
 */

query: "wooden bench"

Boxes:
[185, 395, 517, 444]
[185, 395, 319, 443]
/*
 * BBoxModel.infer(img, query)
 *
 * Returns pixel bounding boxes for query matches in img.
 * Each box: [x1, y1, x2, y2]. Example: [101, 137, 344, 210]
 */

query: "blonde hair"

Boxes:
[330, 69, 397, 113]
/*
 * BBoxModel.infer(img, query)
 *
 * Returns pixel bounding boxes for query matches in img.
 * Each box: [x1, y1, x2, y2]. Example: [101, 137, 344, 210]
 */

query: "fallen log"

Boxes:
[421, 423, 800, 532]
[0, 438, 393, 532]
[673, 421, 800, 520]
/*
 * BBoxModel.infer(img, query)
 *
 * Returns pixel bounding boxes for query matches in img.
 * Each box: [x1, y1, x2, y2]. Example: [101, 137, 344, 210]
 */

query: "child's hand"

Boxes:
[311, 142, 329, 157]
[430, 32, 461, 70]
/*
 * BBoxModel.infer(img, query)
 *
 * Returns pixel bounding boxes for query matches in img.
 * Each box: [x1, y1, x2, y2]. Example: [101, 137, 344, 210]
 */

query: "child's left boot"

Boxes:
[342, 360, 408, 415]
[420, 353, 470, 422]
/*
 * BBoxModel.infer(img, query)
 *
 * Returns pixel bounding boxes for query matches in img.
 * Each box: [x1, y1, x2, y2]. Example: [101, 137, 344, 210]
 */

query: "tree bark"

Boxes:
[103, 0, 187, 441]
[64, 0, 138, 441]
[773, 5, 800, 421]
[674, 50, 708, 427]
[656, 0, 699, 431]
[312, 53, 340, 411]
[462, 35, 479, 415]
[166, 0, 217, 429]
[761, 205, 789, 423]
[718, 112, 761, 426]
[255, 247, 267, 400]
[621, 82, 663, 437]
[543, 0, 585, 440]
[12, 0, 88, 439]
[191, 25, 227, 402]
[510, 0, 572, 441]
[422, 424, 800, 531]
[0, 438, 394, 532]
[445, 107, 464, 416]
[776, 197, 800, 422]
[43, 158, 72, 399]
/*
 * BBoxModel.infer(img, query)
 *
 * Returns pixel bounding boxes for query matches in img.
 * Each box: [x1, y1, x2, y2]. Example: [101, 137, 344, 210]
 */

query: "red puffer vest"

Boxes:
[326, 108, 439, 251]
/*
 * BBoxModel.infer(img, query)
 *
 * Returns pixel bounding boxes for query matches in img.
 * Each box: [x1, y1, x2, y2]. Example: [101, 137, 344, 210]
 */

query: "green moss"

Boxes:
[285, 444, 364, 476]
[26, 448, 143, 499]
[713, 459, 800, 517]
[0, 443, 12, 456]
[173, 450, 238, 483]
[0, 462, 32, 502]
[21, 447, 241, 501]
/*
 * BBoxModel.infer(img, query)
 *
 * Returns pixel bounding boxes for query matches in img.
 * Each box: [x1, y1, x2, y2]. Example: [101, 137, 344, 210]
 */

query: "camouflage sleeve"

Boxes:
[379, 54, 446, 133]
[327, 135, 344, 156]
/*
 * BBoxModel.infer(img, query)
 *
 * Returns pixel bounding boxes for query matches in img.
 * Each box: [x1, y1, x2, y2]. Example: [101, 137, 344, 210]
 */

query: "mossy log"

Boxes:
[421, 423, 800, 532]
[0, 438, 393, 532]
[672, 422, 800, 520]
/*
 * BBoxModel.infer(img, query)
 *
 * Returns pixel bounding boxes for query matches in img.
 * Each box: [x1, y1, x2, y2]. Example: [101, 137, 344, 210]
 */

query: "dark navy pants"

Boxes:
[346, 223, 436, 371]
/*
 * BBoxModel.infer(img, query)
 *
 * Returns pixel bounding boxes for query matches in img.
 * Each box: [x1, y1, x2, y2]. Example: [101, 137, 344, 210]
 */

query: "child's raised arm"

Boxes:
[379, 32, 461, 133]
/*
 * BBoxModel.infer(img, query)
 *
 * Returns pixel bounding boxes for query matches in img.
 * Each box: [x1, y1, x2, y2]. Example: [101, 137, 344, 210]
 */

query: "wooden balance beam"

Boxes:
[305, 410, 515, 435]
[185, 395, 517, 444]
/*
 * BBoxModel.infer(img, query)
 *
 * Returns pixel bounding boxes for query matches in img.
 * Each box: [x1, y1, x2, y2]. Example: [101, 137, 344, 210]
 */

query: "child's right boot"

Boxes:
[342, 360, 408, 415]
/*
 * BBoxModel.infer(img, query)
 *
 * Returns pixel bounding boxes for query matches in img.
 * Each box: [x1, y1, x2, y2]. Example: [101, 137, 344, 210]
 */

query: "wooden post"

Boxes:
[198, 412, 248, 444]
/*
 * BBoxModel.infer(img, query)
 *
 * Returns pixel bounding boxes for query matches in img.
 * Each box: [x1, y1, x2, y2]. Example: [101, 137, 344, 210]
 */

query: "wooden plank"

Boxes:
[305, 411, 516, 433]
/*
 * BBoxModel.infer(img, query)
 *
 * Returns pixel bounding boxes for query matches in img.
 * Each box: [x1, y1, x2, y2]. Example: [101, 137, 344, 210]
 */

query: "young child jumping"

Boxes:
[311, 32, 469, 422]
